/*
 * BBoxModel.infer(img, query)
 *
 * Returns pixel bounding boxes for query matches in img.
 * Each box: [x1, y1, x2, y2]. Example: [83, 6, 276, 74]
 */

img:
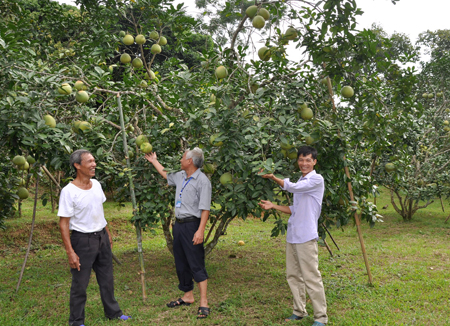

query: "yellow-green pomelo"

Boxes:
[78, 121, 91, 132]
[72, 120, 82, 133]
[136, 135, 149, 147]
[437, 92, 443, 97]
[297, 103, 308, 113]
[341, 86, 354, 98]
[18, 178, 26, 187]
[139, 80, 148, 88]
[203, 163, 215, 174]
[44, 114, 56, 128]
[149, 31, 159, 40]
[281, 141, 293, 150]
[57, 83, 72, 95]
[220, 172, 233, 185]
[417, 179, 424, 186]
[444, 120, 449, 125]
[146, 70, 156, 80]
[300, 107, 314, 120]
[26, 155, 36, 164]
[321, 77, 328, 85]
[385, 163, 396, 172]
[119, 31, 126, 37]
[140, 142, 153, 153]
[120, 53, 131, 64]
[18, 161, 30, 170]
[135, 34, 146, 45]
[132, 58, 143, 68]
[422, 93, 428, 98]
[74, 80, 84, 91]
[305, 135, 314, 145]
[209, 134, 223, 147]
[17, 187, 29, 200]
[285, 27, 298, 40]
[252, 15, 265, 29]
[246, 5, 258, 18]
[258, 8, 270, 20]
[151, 44, 162, 54]
[238, 240, 245, 246]
[12, 155, 26, 166]
[75, 91, 89, 103]
[258, 46, 271, 61]
[215, 66, 228, 79]
[427, 93, 433, 99]
[122, 34, 134, 45]
[128, 150, 134, 158]
[158, 36, 167, 46]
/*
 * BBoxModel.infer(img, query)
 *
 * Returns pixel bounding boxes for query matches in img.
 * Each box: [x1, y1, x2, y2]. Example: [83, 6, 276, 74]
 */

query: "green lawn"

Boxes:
[1, 189, 450, 325]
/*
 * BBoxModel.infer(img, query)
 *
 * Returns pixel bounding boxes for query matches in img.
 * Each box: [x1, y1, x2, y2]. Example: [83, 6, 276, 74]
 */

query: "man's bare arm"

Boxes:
[59, 217, 80, 271]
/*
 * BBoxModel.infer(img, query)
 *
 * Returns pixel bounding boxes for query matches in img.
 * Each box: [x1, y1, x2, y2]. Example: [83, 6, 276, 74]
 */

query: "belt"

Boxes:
[72, 228, 105, 235]
[176, 217, 199, 224]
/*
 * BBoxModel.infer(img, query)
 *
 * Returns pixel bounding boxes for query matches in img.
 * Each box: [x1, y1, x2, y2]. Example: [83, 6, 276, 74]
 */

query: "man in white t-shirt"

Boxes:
[259, 146, 328, 326]
[58, 149, 130, 326]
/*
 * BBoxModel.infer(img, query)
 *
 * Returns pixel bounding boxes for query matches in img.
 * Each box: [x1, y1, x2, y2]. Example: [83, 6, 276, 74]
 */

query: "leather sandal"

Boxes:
[166, 298, 191, 308]
[197, 306, 210, 319]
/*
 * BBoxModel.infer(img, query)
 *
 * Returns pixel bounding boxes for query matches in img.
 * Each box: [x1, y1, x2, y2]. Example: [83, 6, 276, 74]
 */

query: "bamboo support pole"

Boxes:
[322, 223, 340, 251]
[117, 94, 147, 300]
[15, 173, 40, 294]
[325, 76, 373, 284]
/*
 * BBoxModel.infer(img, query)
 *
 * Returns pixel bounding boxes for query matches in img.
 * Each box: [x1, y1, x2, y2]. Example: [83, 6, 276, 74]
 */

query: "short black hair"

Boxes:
[297, 146, 318, 160]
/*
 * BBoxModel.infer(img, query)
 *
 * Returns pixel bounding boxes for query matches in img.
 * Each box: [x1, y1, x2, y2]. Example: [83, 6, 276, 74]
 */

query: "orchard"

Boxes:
[2, 0, 450, 304]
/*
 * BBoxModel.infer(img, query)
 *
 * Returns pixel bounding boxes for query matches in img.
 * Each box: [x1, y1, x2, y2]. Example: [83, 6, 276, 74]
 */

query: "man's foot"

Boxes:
[285, 314, 303, 322]
[166, 297, 192, 308]
[197, 306, 210, 319]
[312, 322, 326, 326]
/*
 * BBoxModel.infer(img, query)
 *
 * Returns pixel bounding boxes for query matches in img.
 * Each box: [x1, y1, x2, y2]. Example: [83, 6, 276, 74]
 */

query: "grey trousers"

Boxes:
[69, 229, 122, 326]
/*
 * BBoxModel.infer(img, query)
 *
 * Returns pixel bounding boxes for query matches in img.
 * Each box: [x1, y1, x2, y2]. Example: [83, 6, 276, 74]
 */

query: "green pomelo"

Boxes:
[78, 121, 91, 132]
[74, 80, 84, 91]
[44, 114, 56, 128]
[220, 172, 233, 185]
[57, 83, 72, 95]
[139, 80, 148, 88]
[151, 44, 162, 54]
[215, 66, 228, 79]
[132, 58, 143, 68]
[26, 155, 36, 164]
[305, 136, 314, 145]
[341, 86, 354, 98]
[158, 36, 167, 46]
[136, 135, 149, 147]
[209, 134, 223, 147]
[18, 161, 30, 170]
[119, 31, 126, 37]
[300, 107, 314, 120]
[252, 15, 265, 29]
[258, 46, 271, 61]
[135, 34, 146, 45]
[17, 187, 29, 200]
[120, 53, 131, 64]
[122, 34, 134, 45]
[140, 142, 153, 153]
[246, 5, 258, 18]
[258, 8, 270, 20]
[12, 155, 26, 166]
[149, 31, 159, 40]
[203, 163, 215, 174]
[75, 91, 89, 103]
[284, 27, 298, 40]
[385, 163, 396, 172]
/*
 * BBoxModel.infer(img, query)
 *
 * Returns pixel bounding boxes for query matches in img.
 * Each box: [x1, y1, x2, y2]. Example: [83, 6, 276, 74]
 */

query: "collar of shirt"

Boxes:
[181, 168, 201, 180]
[300, 169, 317, 181]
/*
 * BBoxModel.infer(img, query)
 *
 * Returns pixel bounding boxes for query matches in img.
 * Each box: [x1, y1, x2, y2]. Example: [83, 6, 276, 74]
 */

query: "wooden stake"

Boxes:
[325, 76, 373, 285]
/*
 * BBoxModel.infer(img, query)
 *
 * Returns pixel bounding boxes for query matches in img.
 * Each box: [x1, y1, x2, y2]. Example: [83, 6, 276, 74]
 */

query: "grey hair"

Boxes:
[186, 147, 204, 168]
[70, 149, 92, 170]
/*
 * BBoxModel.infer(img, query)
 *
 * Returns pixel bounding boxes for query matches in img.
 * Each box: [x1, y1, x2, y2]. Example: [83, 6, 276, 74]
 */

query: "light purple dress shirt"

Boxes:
[282, 170, 325, 244]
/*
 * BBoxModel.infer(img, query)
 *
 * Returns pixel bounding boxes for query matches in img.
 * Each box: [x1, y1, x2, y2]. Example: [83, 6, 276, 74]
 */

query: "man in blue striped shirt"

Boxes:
[259, 146, 328, 326]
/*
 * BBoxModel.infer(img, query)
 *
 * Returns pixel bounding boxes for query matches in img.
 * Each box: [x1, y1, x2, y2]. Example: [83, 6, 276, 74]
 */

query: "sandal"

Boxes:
[197, 306, 210, 319]
[166, 298, 191, 308]
[285, 314, 303, 321]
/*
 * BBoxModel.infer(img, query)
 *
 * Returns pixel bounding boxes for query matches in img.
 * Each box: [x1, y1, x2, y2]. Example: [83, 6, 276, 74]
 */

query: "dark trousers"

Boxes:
[69, 229, 122, 326]
[173, 219, 209, 292]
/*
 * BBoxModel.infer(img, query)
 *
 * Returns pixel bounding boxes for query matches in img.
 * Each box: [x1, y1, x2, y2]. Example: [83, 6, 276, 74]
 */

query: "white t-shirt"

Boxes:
[57, 179, 107, 233]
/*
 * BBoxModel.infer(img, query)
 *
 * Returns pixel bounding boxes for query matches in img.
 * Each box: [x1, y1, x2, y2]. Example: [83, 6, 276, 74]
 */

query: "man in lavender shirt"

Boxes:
[259, 146, 328, 326]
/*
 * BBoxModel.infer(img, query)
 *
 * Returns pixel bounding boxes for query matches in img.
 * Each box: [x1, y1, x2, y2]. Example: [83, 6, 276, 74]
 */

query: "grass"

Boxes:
[1, 188, 450, 325]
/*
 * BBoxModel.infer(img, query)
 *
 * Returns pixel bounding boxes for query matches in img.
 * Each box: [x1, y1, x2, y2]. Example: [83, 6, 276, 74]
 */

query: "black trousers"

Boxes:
[173, 219, 209, 292]
[69, 229, 122, 326]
